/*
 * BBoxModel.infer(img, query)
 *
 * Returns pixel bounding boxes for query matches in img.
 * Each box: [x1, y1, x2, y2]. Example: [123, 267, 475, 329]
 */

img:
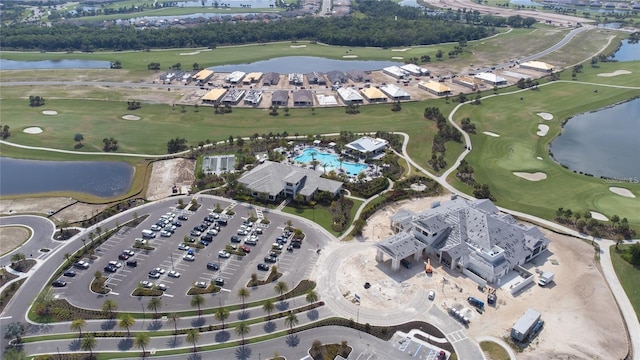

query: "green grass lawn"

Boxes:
[282, 198, 363, 237]
[610, 244, 640, 321]
[479, 341, 510, 360]
[450, 61, 640, 230]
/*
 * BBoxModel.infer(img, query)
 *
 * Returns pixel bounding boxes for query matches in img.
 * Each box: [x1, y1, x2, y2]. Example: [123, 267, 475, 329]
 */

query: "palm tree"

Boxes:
[118, 313, 135, 337]
[168, 313, 180, 334]
[284, 312, 298, 333]
[102, 299, 118, 318]
[305, 289, 318, 305]
[311, 339, 322, 356]
[214, 307, 230, 330]
[134, 333, 150, 358]
[190, 294, 205, 316]
[81, 335, 97, 359]
[274, 281, 289, 300]
[185, 328, 200, 353]
[262, 298, 275, 320]
[147, 297, 163, 318]
[237, 288, 250, 309]
[70, 318, 86, 338]
[234, 321, 251, 348]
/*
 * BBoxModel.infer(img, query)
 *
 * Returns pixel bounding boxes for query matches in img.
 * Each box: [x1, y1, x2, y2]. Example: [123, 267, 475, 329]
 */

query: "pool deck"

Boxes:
[280, 144, 384, 180]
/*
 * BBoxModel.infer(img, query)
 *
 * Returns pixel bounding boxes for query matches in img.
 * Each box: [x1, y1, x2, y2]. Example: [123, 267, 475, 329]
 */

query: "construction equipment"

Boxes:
[425, 258, 433, 274]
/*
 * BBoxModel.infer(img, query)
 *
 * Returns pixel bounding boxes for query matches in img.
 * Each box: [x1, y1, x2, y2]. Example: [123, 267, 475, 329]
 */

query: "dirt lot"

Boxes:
[0, 226, 31, 256]
[145, 158, 196, 201]
[337, 196, 627, 359]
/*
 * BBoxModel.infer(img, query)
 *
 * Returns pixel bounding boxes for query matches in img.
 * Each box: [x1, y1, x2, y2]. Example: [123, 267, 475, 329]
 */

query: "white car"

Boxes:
[157, 284, 168, 291]
[167, 270, 181, 278]
[428, 290, 436, 300]
[160, 231, 172, 237]
[178, 244, 190, 251]
[123, 249, 135, 256]
[207, 229, 218, 236]
[218, 250, 230, 258]
[183, 254, 195, 261]
[150, 225, 162, 231]
[194, 281, 207, 288]
[272, 243, 283, 250]
[140, 280, 153, 288]
[153, 267, 166, 274]
[108, 261, 122, 268]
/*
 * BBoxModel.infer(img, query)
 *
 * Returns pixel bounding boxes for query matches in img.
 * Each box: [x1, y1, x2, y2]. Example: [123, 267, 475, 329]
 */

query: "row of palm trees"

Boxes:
[70, 285, 319, 356]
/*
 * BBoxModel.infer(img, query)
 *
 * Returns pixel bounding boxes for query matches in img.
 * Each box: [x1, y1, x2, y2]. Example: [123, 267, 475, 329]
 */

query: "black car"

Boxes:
[214, 277, 225, 286]
[202, 234, 213, 242]
[187, 237, 196, 243]
[126, 260, 138, 267]
[63, 270, 76, 277]
[118, 253, 130, 260]
[52, 279, 67, 287]
[172, 221, 182, 227]
[287, 245, 294, 252]
[178, 214, 189, 221]
[264, 256, 277, 263]
[257, 263, 270, 271]
[230, 236, 241, 243]
[104, 264, 118, 273]
[206, 262, 219, 271]
[217, 219, 228, 226]
[291, 240, 301, 249]
[199, 239, 210, 246]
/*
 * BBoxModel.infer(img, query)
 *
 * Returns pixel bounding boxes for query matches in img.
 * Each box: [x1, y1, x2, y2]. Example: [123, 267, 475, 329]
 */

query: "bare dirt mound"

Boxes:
[145, 158, 196, 201]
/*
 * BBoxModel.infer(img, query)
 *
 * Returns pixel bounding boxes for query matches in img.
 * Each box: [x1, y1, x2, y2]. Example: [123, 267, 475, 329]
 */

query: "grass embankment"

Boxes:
[282, 198, 363, 237]
[450, 61, 640, 230]
[610, 244, 640, 320]
[480, 341, 510, 360]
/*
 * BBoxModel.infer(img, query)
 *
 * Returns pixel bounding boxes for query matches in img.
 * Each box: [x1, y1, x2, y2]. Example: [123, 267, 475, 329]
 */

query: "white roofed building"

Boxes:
[225, 71, 246, 84]
[345, 136, 389, 159]
[383, 66, 408, 79]
[380, 84, 411, 101]
[337, 87, 364, 103]
[474, 72, 507, 86]
[401, 63, 429, 76]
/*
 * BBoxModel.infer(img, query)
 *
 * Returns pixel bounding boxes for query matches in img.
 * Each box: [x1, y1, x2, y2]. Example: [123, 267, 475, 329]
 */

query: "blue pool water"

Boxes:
[294, 148, 368, 176]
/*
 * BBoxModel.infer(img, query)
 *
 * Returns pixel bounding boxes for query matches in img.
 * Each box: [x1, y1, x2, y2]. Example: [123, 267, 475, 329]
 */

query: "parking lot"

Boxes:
[55, 196, 329, 311]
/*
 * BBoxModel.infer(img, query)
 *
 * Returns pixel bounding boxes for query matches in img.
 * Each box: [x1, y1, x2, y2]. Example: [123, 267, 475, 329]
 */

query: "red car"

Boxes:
[241, 245, 251, 253]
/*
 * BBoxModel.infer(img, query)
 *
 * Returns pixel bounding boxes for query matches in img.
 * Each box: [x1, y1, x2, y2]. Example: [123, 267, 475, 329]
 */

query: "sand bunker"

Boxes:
[290, 45, 307, 48]
[590, 211, 609, 221]
[513, 172, 547, 181]
[23, 127, 43, 134]
[342, 55, 358, 58]
[42, 110, 58, 115]
[391, 48, 412, 52]
[609, 187, 636, 198]
[179, 51, 200, 55]
[537, 156, 543, 160]
[391, 56, 404, 60]
[597, 70, 631, 77]
[483, 131, 500, 137]
[122, 114, 141, 121]
[536, 112, 553, 121]
[537, 124, 550, 136]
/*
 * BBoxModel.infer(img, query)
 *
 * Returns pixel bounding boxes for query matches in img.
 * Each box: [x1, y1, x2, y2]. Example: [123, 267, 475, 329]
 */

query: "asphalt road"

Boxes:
[0, 215, 58, 268]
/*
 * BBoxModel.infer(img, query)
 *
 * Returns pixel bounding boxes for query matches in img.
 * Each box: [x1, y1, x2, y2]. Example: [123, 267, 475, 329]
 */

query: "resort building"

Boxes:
[242, 72, 263, 85]
[418, 80, 451, 96]
[361, 87, 388, 103]
[306, 72, 327, 85]
[271, 90, 289, 106]
[243, 90, 263, 106]
[474, 72, 507, 86]
[453, 76, 482, 91]
[201, 88, 227, 104]
[337, 87, 364, 104]
[288, 72, 304, 85]
[262, 72, 281, 86]
[326, 70, 348, 85]
[345, 136, 389, 159]
[383, 66, 408, 79]
[519, 61, 554, 73]
[225, 71, 246, 84]
[380, 84, 411, 101]
[192, 69, 214, 85]
[401, 64, 429, 76]
[346, 70, 372, 83]
[378, 197, 550, 284]
[221, 89, 246, 105]
[293, 89, 314, 106]
[237, 161, 343, 202]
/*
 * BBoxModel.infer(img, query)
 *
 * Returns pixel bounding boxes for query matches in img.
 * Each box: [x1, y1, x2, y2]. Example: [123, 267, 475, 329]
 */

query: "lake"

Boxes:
[550, 98, 640, 179]
[0, 158, 134, 198]
[210, 56, 403, 73]
[0, 59, 111, 70]
[611, 39, 640, 61]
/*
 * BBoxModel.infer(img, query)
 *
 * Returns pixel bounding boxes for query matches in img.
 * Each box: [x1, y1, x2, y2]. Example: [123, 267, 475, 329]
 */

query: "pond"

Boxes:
[611, 39, 640, 61]
[0, 157, 134, 198]
[550, 98, 640, 179]
[210, 56, 403, 74]
[0, 59, 112, 70]
[172, 0, 274, 8]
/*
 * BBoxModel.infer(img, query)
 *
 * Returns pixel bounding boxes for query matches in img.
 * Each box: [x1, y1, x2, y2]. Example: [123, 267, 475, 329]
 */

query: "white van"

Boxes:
[141, 229, 156, 238]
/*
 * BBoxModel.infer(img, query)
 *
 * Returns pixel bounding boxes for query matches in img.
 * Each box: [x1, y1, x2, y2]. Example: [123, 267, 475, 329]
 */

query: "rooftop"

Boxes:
[380, 84, 410, 98]
[337, 87, 364, 102]
[375, 232, 426, 259]
[345, 136, 389, 153]
[361, 87, 387, 100]
[238, 161, 342, 197]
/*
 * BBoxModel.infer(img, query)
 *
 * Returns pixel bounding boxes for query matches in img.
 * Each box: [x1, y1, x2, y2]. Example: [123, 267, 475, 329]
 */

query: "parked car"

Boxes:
[157, 284, 168, 291]
[148, 270, 161, 278]
[178, 214, 189, 221]
[244, 239, 257, 246]
[218, 250, 230, 258]
[200, 239, 210, 246]
[168, 270, 181, 278]
[109, 261, 123, 268]
[207, 262, 219, 271]
[202, 234, 213, 242]
[172, 221, 182, 227]
[178, 243, 190, 251]
[73, 260, 90, 269]
[104, 264, 118, 273]
[183, 254, 195, 261]
[241, 245, 251, 253]
[214, 277, 225, 286]
[428, 290, 436, 300]
[217, 219, 228, 226]
[118, 253, 130, 260]
[272, 243, 283, 250]
[287, 245, 294, 252]
[123, 249, 135, 256]
[63, 270, 76, 277]
[207, 229, 218, 236]
[153, 267, 165, 274]
[140, 280, 153, 288]
[257, 263, 270, 271]
[52, 279, 67, 287]
[230, 235, 241, 243]
[190, 230, 202, 236]
[255, 228, 263, 235]
[150, 225, 162, 231]
[126, 260, 138, 267]
[195, 281, 207, 288]
[160, 231, 172, 237]
[264, 256, 277, 263]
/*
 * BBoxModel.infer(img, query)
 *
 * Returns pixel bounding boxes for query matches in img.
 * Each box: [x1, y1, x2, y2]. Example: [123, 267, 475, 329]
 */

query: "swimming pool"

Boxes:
[294, 148, 368, 176]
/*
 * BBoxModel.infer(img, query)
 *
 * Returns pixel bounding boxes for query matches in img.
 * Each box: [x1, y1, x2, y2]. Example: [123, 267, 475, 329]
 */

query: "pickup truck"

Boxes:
[538, 272, 554, 286]
[467, 296, 485, 308]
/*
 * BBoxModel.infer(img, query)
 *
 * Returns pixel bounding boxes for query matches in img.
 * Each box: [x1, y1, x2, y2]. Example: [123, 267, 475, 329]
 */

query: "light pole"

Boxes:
[170, 252, 174, 270]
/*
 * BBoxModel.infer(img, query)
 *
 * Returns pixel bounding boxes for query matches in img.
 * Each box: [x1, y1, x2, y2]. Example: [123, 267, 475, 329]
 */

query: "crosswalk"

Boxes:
[446, 330, 467, 343]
